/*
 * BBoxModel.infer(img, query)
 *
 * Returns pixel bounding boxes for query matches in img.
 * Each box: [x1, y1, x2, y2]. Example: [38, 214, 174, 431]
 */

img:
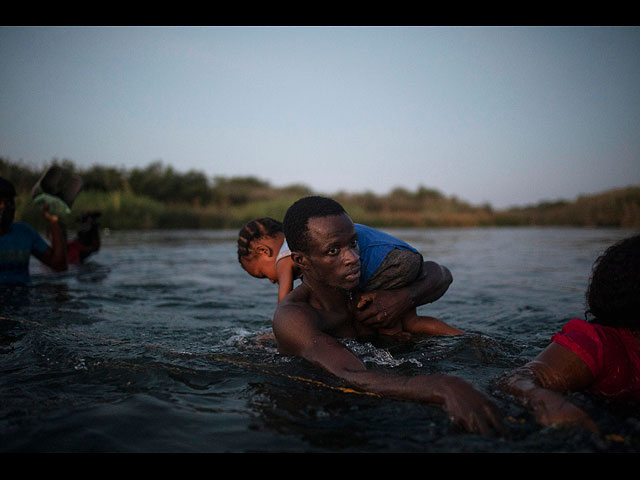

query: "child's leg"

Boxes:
[401, 309, 463, 336]
[364, 248, 461, 338]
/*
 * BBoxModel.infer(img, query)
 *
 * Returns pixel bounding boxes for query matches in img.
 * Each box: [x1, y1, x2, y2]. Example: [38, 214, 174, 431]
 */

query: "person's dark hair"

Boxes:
[283, 196, 346, 253]
[237, 217, 283, 263]
[586, 234, 640, 328]
[0, 177, 16, 199]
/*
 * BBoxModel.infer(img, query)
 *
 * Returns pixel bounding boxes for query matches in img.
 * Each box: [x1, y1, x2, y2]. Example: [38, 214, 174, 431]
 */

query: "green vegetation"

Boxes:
[2, 157, 639, 230]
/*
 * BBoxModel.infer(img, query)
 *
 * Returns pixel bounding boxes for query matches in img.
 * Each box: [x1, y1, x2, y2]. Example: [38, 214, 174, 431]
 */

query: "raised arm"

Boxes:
[499, 342, 598, 432]
[352, 261, 453, 329]
[33, 206, 67, 272]
[273, 303, 504, 435]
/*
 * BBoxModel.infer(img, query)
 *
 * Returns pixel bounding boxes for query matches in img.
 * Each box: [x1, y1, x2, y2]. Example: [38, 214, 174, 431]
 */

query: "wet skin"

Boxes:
[272, 213, 505, 435]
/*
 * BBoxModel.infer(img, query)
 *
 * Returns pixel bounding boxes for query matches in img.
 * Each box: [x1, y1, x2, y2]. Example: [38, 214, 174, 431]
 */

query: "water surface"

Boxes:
[1, 227, 639, 452]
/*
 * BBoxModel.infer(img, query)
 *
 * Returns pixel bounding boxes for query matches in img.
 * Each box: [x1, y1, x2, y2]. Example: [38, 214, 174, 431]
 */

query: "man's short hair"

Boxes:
[0, 177, 16, 199]
[283, 196, 346, 253]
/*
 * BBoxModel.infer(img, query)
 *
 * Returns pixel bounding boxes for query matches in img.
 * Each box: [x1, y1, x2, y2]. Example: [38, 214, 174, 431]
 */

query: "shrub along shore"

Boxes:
[3, 157, 639, 231]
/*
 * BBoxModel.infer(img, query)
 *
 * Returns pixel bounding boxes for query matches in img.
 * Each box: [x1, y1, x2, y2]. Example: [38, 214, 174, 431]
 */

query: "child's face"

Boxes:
[242, 254, 279, 284]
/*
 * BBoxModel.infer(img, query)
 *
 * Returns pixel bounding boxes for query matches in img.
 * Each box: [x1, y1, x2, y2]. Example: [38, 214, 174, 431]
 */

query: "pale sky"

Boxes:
[1, 26, 639, 209]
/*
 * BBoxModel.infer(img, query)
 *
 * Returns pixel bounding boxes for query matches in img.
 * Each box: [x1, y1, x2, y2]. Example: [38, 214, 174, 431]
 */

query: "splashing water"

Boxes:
[1, 227, 639, 452]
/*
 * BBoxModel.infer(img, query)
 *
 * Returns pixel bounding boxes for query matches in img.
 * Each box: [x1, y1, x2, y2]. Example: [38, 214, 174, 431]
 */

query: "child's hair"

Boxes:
[586, 234, 640, 328]
[237, 217, 283, 263]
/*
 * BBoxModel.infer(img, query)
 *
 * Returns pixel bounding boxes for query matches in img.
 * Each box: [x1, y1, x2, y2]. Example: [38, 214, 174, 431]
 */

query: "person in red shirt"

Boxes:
[66, 211, 101, 264]
[499, 234, 640, 433]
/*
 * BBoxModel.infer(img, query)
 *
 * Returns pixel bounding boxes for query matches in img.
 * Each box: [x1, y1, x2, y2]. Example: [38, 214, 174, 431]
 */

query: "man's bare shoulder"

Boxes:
[274, 286, 316, 326]
[272, 286, 322, 355]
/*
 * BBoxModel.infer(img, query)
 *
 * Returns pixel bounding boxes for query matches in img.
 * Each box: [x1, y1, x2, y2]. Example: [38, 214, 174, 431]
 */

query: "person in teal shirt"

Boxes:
[0, 177, 67, 285]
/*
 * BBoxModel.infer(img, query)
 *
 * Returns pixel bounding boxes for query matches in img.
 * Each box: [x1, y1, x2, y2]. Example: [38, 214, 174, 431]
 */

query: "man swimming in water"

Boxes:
[272, 196, 505, 435]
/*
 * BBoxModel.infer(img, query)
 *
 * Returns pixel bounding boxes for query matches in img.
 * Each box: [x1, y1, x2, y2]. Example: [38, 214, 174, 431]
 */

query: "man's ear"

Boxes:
[255, 244, 273, 257]
[291, 251, 307, 269]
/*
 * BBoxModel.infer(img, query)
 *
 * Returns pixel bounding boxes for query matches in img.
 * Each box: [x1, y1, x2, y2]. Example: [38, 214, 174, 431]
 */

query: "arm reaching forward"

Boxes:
[33, 205, 67, 272]
[273, 300, 504, 436]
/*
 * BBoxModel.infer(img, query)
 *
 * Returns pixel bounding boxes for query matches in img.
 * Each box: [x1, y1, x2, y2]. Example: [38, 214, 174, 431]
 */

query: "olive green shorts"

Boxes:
[363, 248, 424, 292]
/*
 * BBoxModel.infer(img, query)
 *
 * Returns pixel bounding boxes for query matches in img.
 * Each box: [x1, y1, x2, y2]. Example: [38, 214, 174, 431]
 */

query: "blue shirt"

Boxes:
[354, 223, 418, 288]
[0, 222, 49, 284]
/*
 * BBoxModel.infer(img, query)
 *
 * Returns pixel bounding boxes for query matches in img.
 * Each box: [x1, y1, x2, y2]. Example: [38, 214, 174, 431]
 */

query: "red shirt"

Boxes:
[551, 318, 640, 401]
[66, 240, 85, 264]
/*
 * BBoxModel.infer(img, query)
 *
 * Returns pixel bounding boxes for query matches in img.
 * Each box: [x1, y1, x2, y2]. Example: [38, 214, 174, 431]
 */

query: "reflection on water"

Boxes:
[1, 227, 639, 452]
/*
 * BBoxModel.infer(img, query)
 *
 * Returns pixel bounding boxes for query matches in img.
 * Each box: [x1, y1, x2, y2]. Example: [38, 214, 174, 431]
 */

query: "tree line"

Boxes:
[1, 157, 309, 207]
[2, 157, 639, 229]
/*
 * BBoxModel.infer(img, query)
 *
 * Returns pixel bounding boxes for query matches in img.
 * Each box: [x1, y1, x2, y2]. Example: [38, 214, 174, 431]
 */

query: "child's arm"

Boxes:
[276, 257, 296, 303]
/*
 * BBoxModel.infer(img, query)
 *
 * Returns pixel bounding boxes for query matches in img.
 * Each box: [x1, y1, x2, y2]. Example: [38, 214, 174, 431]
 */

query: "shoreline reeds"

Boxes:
[3, 157, 639, 231]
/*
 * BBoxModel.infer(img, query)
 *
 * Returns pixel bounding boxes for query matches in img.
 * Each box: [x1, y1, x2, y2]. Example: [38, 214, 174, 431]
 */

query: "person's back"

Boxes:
[550, 318, 640, 401]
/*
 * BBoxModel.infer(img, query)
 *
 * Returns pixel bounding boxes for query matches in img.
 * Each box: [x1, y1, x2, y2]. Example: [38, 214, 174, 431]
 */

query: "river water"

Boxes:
[1, 227, 639, 453]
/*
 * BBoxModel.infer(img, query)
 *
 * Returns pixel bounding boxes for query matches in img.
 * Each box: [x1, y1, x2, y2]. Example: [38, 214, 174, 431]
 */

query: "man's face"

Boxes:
[0, 196, 15, 233]
[299, 213, 361, 291]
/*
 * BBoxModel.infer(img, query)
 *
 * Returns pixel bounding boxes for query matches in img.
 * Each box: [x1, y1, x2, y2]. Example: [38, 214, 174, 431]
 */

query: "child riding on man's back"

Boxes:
[237, 217, 462, 337]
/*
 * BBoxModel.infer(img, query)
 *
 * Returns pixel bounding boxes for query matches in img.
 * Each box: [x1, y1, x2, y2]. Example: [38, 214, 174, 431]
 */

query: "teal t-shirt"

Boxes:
[0, 222, 49, 284]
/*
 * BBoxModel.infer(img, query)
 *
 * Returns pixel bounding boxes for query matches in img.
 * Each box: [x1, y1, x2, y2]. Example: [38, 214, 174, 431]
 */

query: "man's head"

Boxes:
[283, 196, 346, 254]
[284, 196, 360, 291]
[0, 177, 16, 233]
